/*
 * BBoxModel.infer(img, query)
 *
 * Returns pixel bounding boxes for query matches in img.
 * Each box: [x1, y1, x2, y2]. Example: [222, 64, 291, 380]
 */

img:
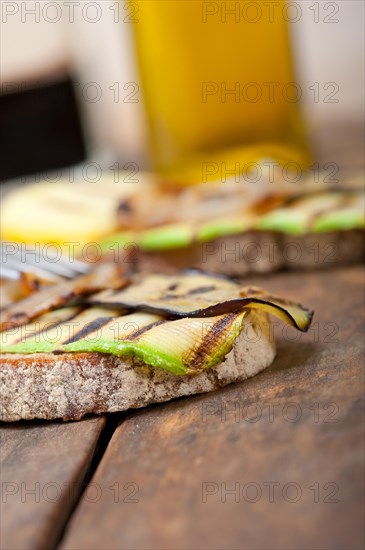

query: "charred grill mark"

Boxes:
[0, 311, 28, 331]
[63, 317, 114, 345]
[20, 310, 82, 344]
[126, 319, 168, 341]
[118, 199, 133, 213]
[11, 312, 27, 320]
[187, 285, 216, 295]
[187, 313, 239, 371]
[112, 288, 129, 298]
[167, 283, 179, 291]
[161, 285, 216, 300]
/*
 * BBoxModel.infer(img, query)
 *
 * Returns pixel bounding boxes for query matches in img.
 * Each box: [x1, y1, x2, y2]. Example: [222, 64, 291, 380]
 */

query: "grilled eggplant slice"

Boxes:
[1, 272, 313, 374]
[89, 273, 313, 331]
[0, 263, 128, 332]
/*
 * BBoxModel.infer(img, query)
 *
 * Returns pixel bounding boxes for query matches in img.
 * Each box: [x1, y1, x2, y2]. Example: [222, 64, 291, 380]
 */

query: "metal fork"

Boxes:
[0, 242, 90, 282]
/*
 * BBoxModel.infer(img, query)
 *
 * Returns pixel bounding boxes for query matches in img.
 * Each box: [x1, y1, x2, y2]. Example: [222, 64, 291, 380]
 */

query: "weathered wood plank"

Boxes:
[61, 267, 364, 550]
[0, 417, 106, 550]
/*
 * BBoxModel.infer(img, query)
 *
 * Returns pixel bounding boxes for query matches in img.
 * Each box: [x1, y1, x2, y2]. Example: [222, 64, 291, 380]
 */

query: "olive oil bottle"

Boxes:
[132, 0, 311, 183]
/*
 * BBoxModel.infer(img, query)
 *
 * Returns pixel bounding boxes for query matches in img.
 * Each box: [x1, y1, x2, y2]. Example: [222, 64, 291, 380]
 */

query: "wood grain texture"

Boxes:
[0, 417, 106, 550]
[60, 266, 364, 550]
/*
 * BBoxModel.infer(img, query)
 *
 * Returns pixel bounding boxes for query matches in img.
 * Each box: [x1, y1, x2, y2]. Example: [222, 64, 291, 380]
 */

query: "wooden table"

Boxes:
[1, 265, 364, 550]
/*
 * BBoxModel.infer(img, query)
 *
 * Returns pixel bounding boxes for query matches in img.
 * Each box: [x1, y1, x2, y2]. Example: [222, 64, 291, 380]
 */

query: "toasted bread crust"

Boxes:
[0, 311, 275, 422]
[137, 230, 365, 275]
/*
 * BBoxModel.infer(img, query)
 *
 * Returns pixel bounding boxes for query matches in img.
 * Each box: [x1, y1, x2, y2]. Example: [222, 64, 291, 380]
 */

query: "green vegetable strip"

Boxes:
[66, 311, 247, 374]
[1, 308, 120, 354]
[139, 224, 194, 251]
[97, 191, 364, 249]
[2, 308, 246, 375]
[312, 208, 365, 233]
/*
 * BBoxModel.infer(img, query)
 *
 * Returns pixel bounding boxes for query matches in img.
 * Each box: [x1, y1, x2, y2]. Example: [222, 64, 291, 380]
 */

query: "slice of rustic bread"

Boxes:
[137, 229, 365, 276]
[0, 311, 275, 422]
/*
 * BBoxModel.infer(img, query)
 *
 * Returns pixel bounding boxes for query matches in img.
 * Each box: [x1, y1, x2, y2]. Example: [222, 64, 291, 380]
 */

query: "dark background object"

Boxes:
[0, 78, 86, 182]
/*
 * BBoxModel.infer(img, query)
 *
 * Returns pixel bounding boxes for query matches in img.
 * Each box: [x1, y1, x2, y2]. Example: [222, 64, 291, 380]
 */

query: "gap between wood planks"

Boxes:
[54, 412, 124, 549]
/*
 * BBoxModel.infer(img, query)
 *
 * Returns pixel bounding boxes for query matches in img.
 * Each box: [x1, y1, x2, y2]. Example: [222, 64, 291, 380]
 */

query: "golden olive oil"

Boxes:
[132, 0, 311, 183]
